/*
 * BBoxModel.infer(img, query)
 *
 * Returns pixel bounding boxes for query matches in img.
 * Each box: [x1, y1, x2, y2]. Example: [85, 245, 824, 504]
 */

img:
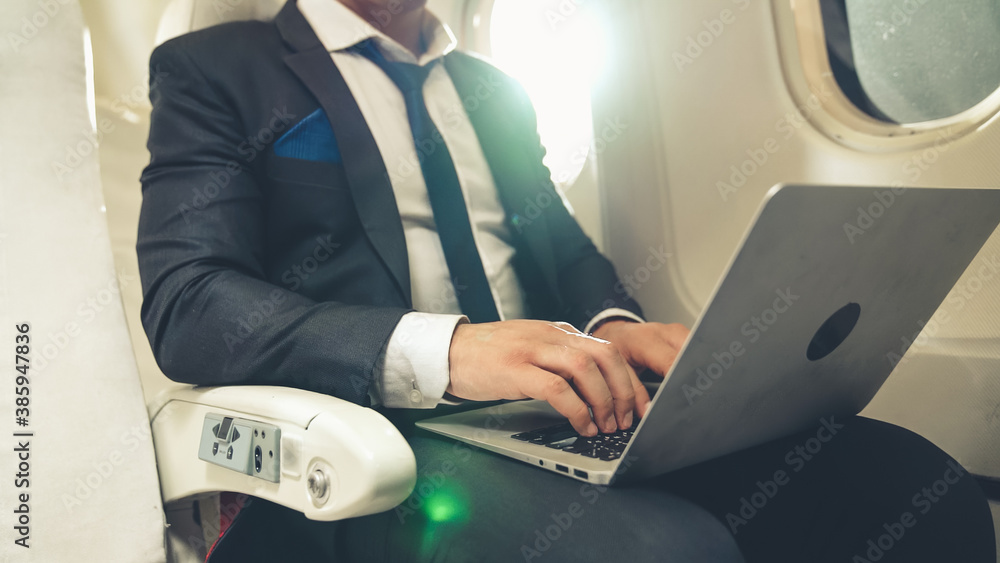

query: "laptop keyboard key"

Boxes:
[511, 419, 639, 462]
[545, 437, 579, 449]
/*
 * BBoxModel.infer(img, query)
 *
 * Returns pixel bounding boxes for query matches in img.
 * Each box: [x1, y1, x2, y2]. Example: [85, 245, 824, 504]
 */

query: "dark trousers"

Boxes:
[215, 414, 996, 562]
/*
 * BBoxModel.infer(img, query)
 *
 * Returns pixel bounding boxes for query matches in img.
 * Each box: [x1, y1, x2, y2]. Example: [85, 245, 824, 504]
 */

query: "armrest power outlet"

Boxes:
[198, 414, 281, 483]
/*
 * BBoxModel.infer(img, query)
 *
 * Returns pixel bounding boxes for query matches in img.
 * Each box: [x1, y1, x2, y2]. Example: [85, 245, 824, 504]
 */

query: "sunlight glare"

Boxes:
[490, 0, 609, 187]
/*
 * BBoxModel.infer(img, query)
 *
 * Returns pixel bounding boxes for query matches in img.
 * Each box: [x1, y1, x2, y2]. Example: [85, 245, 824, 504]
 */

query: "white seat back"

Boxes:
[155, 0, 285, 46]
[0, 1, 165, 561]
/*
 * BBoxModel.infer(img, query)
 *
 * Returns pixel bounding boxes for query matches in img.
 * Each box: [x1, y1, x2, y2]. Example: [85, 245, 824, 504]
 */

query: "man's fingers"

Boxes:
[633, 342, 677, 377]
[532, 345, 617, 433]
[542, 323, 640, 430]
[627, 363, 652, 418]
[570, 338, 636, 430]
[517, 367, 598, 436]
[626, 326, 685, 377]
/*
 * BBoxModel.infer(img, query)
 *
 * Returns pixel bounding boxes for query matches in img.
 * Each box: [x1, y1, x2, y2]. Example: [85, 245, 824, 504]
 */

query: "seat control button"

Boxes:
[308, 469, 330, 506]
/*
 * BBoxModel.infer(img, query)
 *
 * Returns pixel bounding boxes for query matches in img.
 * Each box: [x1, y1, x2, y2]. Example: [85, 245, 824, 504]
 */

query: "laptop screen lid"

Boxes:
[618, 184, 1000, 481]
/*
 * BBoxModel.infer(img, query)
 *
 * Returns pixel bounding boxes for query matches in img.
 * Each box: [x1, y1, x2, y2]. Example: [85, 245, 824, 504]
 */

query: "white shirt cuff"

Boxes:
[374, 312, 467, 408]
[584, 308, 645, 334]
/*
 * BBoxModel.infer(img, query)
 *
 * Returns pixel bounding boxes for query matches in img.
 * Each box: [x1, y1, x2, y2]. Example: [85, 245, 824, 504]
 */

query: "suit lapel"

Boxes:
[277, 1, 412, 306]
[443, 54, 559, 297]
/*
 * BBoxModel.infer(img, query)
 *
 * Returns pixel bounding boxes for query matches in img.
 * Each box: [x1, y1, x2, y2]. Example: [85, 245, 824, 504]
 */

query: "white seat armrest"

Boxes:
[151, 386, 416, 521]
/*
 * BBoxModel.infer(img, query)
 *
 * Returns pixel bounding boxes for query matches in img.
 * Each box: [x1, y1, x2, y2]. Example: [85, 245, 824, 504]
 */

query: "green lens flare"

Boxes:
[424, 490, 467, 523]
[415, 487, 471, 559]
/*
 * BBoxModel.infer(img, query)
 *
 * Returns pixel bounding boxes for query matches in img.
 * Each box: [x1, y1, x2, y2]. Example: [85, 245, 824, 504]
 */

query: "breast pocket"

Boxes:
[266, 152, 351, 191]
[264, 152, 360, 254]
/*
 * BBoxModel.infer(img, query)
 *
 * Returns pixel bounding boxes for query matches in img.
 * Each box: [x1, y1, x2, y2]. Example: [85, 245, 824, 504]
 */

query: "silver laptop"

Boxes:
[417, 184, 1000, 484]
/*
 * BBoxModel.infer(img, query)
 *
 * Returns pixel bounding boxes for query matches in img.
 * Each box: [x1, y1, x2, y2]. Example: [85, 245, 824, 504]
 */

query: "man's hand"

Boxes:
[446, 319, 688, 437]
[447, 320, 638, 436]
[591, 320, 691, 398]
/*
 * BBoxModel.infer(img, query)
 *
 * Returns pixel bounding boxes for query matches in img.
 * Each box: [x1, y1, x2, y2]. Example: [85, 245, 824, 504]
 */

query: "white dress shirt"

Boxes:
[298, 0, 641, 408]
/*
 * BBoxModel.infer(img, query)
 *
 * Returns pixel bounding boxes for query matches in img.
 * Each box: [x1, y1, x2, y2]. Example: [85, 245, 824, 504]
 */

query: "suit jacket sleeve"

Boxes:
[137, 41, 409, 405]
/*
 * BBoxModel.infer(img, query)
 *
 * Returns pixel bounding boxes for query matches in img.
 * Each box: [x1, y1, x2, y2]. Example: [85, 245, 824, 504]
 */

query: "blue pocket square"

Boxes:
[273, 108, 342, 163]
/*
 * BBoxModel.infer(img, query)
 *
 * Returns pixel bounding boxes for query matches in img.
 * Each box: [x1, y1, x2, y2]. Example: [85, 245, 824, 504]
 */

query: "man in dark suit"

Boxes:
[138, 0, 996, 561]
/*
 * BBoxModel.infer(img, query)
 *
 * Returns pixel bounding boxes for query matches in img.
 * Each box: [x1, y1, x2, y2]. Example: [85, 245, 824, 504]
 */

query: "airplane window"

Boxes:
[822, 0, 1000, 124]
[488, 0, 608, 187]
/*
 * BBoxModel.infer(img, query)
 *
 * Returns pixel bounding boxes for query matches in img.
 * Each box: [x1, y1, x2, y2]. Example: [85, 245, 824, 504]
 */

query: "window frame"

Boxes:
[771, 0, 1000, 152]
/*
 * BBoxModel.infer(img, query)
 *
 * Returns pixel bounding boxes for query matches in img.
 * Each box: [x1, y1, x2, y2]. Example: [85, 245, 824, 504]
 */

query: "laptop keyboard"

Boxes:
[510, 420, 638, 461]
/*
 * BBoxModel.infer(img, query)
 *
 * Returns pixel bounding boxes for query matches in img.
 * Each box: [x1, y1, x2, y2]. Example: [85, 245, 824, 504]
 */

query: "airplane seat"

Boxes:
[0, 0, 416, 561]
[145, 0, 418, 559]
[154, 0, 285, 46]
[151, 0, 417, 558]
[0, 1, 165, 561]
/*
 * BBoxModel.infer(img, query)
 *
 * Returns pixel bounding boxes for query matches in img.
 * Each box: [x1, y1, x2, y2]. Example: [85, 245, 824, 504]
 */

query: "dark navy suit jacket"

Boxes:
[137, 0, 642, 405]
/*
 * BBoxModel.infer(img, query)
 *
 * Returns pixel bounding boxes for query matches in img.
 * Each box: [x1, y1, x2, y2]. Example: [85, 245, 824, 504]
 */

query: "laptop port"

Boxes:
[555, 464, 569, 473]
[573, 469, 588, 479]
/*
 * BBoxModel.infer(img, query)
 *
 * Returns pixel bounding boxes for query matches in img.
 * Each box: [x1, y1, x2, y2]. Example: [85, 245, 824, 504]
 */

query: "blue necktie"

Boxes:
[357, 40, 501, 323]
